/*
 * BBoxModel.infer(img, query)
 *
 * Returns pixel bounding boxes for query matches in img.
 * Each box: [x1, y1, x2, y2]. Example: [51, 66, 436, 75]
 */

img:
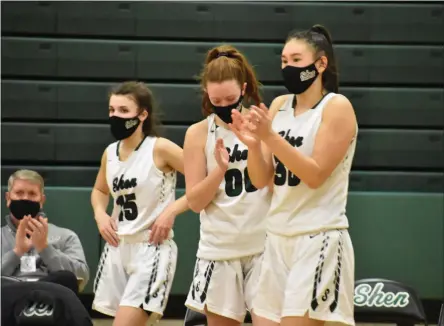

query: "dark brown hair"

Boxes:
[199, 44, 262, 116]
[109, 81, 162, 136]
[286, 24, 339, 93]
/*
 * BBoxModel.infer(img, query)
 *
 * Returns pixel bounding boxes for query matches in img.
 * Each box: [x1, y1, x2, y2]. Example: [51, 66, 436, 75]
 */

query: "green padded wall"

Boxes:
[347, 192, 444, 299]
[2, 187, 443, 299]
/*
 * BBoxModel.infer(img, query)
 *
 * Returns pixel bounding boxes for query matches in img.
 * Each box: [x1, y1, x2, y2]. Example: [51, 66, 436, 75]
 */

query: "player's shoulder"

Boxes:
[269, 94, 292, 117]
[153, 136, 182, 156]
[271, 94, 292, 107]
[106, 140, 120, 148]
[104, 140, 119, 154]
[154, 136, 170, 148]
[187, 118, 209, 139]
[102, 140, 120, 160]
[324, 93, 355, 115]
[322, 93, 357, 134]
[183, 119, 209, 150]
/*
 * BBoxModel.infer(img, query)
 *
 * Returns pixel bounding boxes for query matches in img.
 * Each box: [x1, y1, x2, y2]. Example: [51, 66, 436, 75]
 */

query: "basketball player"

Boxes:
[91, 81, 188, 326]
[230, 25, 358, 326]
[183, 45, 272, 326]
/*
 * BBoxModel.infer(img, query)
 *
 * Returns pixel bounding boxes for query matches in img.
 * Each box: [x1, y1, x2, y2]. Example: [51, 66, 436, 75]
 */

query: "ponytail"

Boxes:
[310, 24, 333, 45]
[200, 44, 262, 116]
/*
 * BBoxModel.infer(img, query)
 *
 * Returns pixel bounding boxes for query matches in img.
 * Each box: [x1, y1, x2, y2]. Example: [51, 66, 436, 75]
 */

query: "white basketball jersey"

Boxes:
[197, 114, 271, 260]
[268, 93, 357, 236]
[106, 136, 176, 236]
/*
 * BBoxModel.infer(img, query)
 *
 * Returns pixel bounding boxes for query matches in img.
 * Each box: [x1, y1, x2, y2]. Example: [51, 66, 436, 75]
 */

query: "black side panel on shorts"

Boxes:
[190, 260, 215, 304]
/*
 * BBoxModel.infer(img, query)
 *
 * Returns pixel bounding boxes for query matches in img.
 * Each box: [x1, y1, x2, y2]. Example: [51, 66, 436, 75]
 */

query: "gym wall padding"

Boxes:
[2, 37, 444, 85]
[2, 123, 443, 169]
[2, 1, 443, 300]
[1, 187, 443, 299]
[2, 81, 443, 128]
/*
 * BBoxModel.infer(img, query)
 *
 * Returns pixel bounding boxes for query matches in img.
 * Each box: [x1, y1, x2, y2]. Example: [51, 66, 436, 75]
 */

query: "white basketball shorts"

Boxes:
[253, 229, 355, 326]
[185, 253, 262, 322]
[92, 232, 177, 319]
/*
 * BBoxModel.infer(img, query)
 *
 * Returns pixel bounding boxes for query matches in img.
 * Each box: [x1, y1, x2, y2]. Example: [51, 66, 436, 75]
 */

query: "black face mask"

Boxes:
[9, 199, 41, 220]
[212, 95, 244, 124]
[109, 116, 140, 141]
[282, 60, 320, 95]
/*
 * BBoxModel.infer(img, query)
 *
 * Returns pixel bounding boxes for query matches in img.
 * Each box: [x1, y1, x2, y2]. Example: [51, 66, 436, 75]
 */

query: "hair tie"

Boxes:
[216, 52, 232, 58]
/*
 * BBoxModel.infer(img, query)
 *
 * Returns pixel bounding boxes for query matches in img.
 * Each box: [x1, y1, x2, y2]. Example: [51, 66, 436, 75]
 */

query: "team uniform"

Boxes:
[92, 136, 178, 321]
[185, 114, 271, 322]
[253, 93, 357, 325]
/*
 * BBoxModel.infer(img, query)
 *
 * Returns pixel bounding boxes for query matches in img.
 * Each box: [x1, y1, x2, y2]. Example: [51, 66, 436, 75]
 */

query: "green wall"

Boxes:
[1, 187, 442, 299]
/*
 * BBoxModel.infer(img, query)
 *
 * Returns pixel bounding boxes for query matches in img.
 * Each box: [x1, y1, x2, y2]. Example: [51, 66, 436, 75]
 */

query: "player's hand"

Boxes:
[248, 103, 274, 141]
[14, 215, 33, 257]
[214, 138, 229, 172]
[96, 213, 119, 247]
[150, 208, 176, 245]
[229, 109, 260, 148]
[28, 215, 49, 253]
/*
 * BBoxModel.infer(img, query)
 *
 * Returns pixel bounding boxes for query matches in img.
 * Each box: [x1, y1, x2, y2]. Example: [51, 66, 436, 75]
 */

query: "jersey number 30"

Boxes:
[116, 194, 138, 221]
[275, 156, 301, 186]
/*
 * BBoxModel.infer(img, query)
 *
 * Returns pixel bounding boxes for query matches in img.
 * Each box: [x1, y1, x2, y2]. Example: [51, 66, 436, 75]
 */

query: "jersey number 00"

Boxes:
[224, 167, 257, 197]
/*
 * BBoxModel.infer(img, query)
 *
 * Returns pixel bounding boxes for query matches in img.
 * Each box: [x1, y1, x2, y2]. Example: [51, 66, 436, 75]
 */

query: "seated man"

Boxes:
[1, 169, 90, 293]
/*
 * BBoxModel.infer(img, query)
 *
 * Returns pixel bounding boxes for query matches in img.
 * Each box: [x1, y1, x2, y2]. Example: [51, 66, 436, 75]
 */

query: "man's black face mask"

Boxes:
[9, 199, 40, 220]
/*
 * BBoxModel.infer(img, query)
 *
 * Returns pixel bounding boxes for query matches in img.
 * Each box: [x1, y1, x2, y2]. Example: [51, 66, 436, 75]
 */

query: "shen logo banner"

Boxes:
[354, 282, 410, 308]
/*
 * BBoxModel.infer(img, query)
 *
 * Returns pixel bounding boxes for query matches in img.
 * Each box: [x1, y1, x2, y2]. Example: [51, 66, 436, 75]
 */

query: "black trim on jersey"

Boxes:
[191, 258, 201, 301]
[160, 241, 174, 309]
[93, 245, 110, 294]
[135, 136, 148, 151]
[199, 261, 215, 304]
[291, 92, 331, 112]
[311, 232, 330, 311]
[144, 245, 161, 305]
[209, 120, 219, 133]
[116, 135, 147, 159]
[330, 230, 344, 313]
